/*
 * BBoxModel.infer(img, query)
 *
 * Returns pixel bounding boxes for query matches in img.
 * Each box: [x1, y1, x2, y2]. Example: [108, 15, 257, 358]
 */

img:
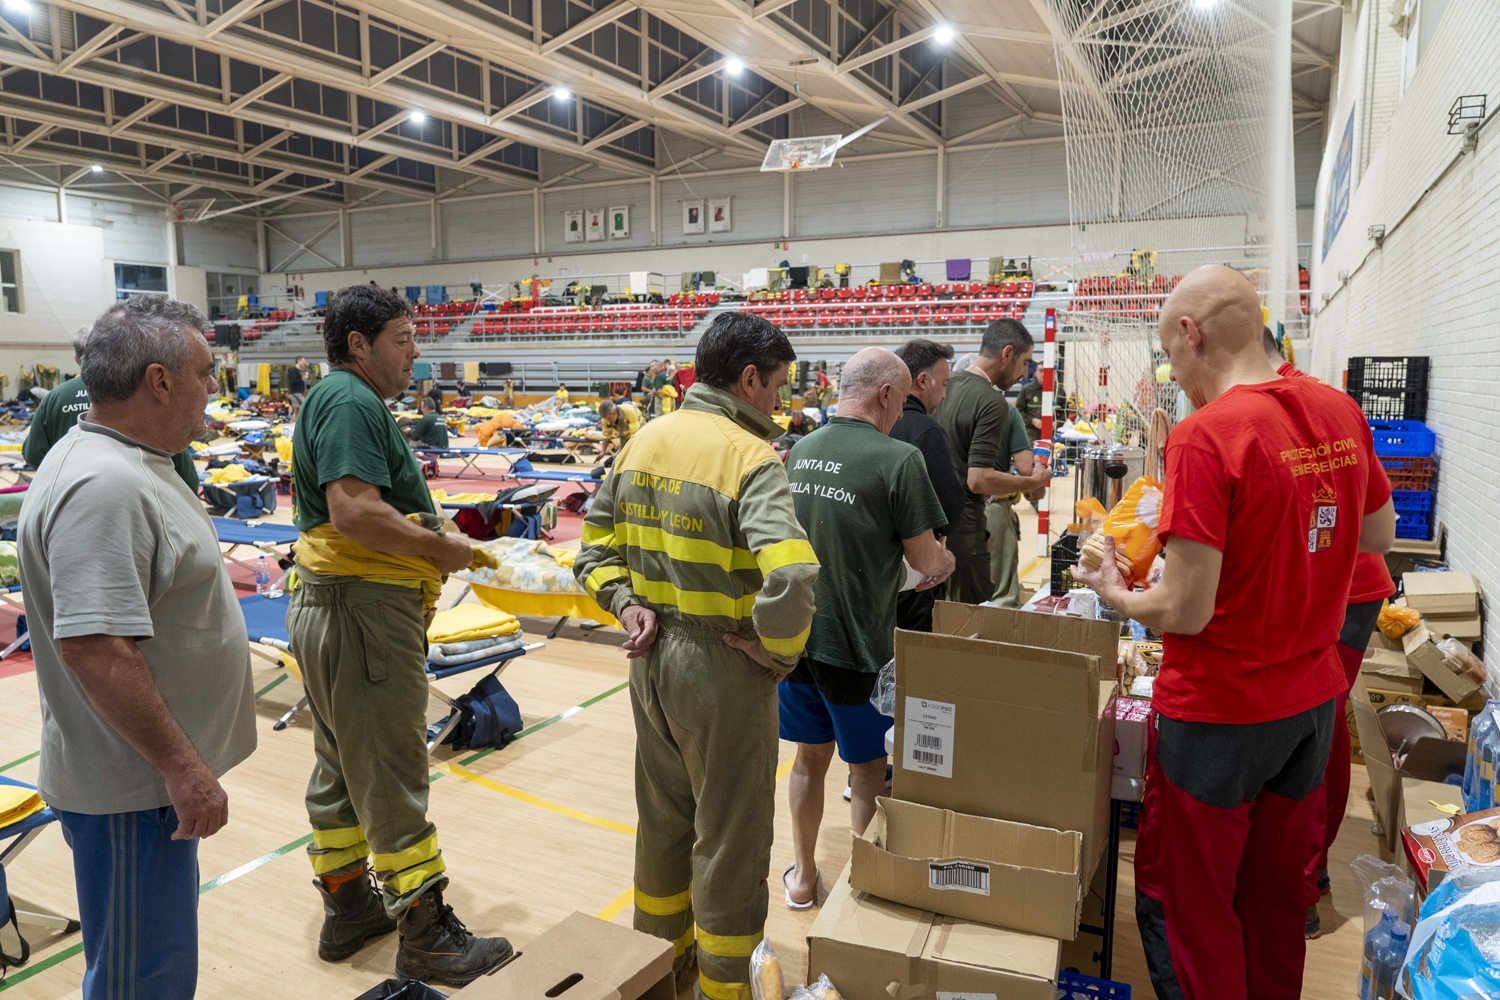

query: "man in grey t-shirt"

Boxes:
[19, 294, 255, 1000]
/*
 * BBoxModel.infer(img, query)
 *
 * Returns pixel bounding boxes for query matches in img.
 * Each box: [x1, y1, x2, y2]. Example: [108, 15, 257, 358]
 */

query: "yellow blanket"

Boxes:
[207, 464, 251, 484]
[295, 516, 498, 614]
[0, 785, 45, 827]
[427, 604, 521, 644]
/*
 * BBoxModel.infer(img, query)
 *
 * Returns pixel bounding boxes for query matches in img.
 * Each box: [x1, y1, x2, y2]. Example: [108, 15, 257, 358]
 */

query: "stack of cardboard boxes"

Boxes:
[806, 603, 1120, 999]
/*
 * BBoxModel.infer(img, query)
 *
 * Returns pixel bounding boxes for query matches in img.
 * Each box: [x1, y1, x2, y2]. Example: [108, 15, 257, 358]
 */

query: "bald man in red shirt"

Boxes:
[1077, 268, 1395, 1000]
[1262, 330, 1397, 937]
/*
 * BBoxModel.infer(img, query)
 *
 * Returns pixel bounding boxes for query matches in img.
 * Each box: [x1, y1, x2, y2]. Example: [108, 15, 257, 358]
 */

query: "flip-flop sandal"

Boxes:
[783, 864, 817, 910]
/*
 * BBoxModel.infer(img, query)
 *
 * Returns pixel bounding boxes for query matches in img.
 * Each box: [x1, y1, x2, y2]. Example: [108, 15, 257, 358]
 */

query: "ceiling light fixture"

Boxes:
[725, 57, 745, 75]
[90, 164, 103, 172]
[409, 110, 426, 124]
[933, 24, 956, 45]
[2, 0, 32, 13]
[553, 86, 571, 101]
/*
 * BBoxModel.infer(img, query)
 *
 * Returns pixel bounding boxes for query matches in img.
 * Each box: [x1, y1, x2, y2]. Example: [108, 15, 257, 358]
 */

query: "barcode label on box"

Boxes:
[936, 993, 996, 1000]
[903, 696, 955, 778]
[929, 861, 990, 895]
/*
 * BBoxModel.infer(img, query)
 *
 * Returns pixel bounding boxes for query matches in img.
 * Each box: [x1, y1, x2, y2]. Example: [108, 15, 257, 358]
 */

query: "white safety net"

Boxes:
[1043, 0, 1297, 424]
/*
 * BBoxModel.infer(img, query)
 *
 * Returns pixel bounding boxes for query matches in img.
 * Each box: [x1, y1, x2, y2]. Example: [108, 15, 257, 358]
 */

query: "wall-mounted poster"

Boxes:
[585, 208, 605, 242]
[609, 205, 630, 239]
[683, 199, 704, 234]
[564, 210, 584, 243]
[709, 196, 732, 233]
[1321, 106, 1354, 262]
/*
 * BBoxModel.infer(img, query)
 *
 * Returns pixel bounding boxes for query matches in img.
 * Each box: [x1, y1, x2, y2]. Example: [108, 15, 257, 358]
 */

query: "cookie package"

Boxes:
[1402, 806, 1500, 892]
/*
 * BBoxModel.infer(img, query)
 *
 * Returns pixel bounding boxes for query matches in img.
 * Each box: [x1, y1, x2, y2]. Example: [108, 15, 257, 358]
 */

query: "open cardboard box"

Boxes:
[808, 862, 1059, 1000]
[893, 603, 1114, 881]
[851, 797, 1083, 940]
[1402, 623, 1483, 704]
[933, 601, 1121, 683]
[453, 912, 674, 1000]
[1350, 677, 1468, 851]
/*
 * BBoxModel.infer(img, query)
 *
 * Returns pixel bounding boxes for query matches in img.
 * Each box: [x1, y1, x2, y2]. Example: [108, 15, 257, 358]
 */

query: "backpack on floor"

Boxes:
[0, 868, 31, 984]
[434, 674, 523, 751]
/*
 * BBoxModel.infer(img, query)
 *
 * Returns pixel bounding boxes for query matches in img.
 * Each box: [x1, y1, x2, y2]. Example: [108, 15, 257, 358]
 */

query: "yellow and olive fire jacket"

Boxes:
[574, 383, 818, 668]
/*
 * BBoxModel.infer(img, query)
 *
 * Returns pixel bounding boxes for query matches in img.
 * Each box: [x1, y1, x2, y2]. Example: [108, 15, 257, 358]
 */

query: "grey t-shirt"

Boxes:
[19, 419, 256, 814]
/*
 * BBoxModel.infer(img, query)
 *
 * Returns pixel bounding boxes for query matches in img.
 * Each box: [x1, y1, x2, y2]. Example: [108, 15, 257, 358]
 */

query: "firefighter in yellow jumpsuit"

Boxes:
[575, 314, 818, 1000]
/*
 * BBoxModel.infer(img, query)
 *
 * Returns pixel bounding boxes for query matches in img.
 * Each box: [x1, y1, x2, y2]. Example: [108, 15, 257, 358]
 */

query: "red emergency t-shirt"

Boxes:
[1278, 362, 1395, 605]
[1154, 375, 1392, 724]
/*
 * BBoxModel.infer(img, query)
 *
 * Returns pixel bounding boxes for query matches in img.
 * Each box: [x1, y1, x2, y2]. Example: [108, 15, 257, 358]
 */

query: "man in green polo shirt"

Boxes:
[986, 400, 1041, 607]
[781, 347, 953, 908]
[290, 284, 511, 987]
[403, 396, 449, 449]
[25, 326, 200, 492]
[933, 319, 1051, 604]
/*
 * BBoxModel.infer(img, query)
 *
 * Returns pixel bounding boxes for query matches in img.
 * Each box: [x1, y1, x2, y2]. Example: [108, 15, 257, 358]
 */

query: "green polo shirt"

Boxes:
[407, 413, 449, 449]
[291, 369, 435, 531]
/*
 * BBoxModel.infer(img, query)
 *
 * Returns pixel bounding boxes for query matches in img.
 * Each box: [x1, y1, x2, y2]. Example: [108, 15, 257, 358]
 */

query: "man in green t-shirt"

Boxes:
[986, 399, 1041, 607]
[933, 319, 1052, 604]
[289, 285, 511, 988]
[24, 327, 200, 493]
[402, 397, 449, 449]
[781, 348, 953, 908]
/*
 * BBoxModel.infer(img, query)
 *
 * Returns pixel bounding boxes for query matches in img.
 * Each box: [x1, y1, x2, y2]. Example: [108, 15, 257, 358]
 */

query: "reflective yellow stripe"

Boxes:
[383, 855, 447, 896]
[580, 523, 615, 547]
[698, 973, 750, 1000]
[673, 926, 696, 956]
[634, 886, 692, 917]
[617, 522, 758, 572]
[760, 625, 810, 657]
[629, 571, 757, 619]
[755, 538, 819, 575]
[697, 929, 763, 958]
[312, 826, 367, 850]
[585, 564, 630, 595]
[373, 832, 442, 878]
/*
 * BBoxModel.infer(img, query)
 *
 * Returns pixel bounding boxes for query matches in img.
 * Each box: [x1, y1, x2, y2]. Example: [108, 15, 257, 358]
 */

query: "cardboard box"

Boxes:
[1403, 624, 1482, 704]
[807, 862, 1059, 1000]
[934, 602, 1122, 683]
[455, 912, 673, 1000]
[1351, 678, 1468, 851]
[1402, 806, 1500, 893]
[1361, 646, 1425, 693]
[1111, 696, 1151, 779]
[1385, 526, 1444, 579]
[1403, 571, 1480, 616]
[894, 603, 1114, 881]
[851, 797, 1083, 940]
[1427, 705, 1471, 743]
[1422, 613, 1483, 642]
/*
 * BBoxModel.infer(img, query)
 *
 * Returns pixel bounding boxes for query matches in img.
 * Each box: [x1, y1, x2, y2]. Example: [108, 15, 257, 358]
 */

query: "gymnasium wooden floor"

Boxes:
[0, 454, 1381, 999]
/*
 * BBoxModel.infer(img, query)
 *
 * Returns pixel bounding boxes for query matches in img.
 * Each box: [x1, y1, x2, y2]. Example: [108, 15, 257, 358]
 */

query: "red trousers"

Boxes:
[1303, 640, 1366, 903]
[1136, 704, 1331, 1000]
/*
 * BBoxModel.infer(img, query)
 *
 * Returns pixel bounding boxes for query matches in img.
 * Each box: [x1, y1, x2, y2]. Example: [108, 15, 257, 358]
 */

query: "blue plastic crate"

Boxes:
[1395, 507, 1432, 540]
[1369, 419, 1435, 457]
[1392, 489, 1434, 513]
[1058, 968, 1131, 999]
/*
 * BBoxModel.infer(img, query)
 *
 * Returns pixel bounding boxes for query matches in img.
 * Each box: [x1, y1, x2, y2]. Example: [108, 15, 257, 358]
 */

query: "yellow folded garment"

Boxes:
[0, 785, 45, 827]
[427, 604, 521, 644]
[207, 464, 251, 483]
[191, 441, 210, 453]
[296, 516, 444, 614]
[429, 490, 495, 505]
[552, 548, 576, 568]
[275, 436, 294, 463]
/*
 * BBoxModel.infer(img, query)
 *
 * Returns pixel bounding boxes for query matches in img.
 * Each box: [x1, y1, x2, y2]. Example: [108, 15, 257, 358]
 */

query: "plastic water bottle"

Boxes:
[1464, 704, 1496, 810]
[1480, 708, 1500, 812]
[255, 556, 272, 596]
[1370, 918, 1410, 1000]
[1360, 910, 1395, 1000]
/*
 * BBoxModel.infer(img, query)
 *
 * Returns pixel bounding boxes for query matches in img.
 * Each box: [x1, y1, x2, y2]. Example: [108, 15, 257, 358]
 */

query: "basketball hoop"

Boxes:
[168, 198, 216, 223]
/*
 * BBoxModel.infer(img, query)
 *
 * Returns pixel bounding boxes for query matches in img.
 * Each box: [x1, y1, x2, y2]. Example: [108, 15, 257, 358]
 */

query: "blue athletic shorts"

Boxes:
[778, 674, 890, 764]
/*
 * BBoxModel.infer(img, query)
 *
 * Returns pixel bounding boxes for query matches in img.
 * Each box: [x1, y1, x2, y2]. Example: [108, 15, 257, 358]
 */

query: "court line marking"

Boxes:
[441, 762, 637, 836]
[0, 750, 38, 774]
[458, 680, 630, 766]
[254, 673, 289, 699]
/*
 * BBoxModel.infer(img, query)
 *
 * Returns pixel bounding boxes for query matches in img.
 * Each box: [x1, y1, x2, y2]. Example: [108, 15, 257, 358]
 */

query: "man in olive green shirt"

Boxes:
[25, 329, 200, 493]
[402, 397, 449, 449]
[290, 285, 510, 988]
[933, 319, 1051, 604]
[986, 401, 1039, 607]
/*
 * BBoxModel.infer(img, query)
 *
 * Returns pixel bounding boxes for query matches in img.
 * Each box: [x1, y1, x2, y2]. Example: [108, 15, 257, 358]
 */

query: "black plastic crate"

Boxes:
[1052, 534, 1083, 593]
[1347, 356, 1429, 422]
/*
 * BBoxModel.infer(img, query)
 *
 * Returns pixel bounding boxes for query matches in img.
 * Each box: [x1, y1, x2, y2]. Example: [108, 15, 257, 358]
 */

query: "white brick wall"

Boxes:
[1312, 0, 1500, 652]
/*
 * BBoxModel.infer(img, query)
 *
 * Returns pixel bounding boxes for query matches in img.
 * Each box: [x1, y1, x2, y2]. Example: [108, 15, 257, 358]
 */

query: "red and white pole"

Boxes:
[1037, 308, 1056, 556]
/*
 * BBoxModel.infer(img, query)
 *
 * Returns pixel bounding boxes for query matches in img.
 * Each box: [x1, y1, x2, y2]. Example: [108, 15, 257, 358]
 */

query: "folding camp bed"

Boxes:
[213, 517, 297, 590]
[506, 458, 604, 496]
[0, 774, 81, 943]
[240, 594, 542, 751]
[414, 446, 527, 480]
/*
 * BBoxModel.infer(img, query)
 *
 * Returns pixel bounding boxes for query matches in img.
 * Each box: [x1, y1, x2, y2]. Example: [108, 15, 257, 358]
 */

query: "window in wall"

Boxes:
[0, 250, 19, 313]
[114, 263, 168, 300]
[205, 271, 257, 322]
[1398, 0, 1452, 96]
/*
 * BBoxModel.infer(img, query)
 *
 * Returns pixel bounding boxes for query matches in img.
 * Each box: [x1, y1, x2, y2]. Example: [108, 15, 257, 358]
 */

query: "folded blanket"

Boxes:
[426, 635, 526, 668]
[434, 635, 513, 657]
[426, 604, 521, 644]
[0, 785, 45, 826]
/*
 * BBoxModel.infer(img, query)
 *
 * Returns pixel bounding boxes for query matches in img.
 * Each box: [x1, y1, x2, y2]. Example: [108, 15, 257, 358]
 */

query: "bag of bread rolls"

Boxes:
[1078, 476, 1164, 588]
[750, 939, 784, 1000]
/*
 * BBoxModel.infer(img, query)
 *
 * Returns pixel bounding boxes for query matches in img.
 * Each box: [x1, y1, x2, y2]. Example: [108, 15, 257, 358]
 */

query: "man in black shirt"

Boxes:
[890, 340, 966, 630]
[287, 357, 309, 417]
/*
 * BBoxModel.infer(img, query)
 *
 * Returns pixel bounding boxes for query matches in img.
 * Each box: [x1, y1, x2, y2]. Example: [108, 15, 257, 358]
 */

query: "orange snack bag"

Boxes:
[1078, 476, 1164, 588]
[1376, 601, 1421, 640]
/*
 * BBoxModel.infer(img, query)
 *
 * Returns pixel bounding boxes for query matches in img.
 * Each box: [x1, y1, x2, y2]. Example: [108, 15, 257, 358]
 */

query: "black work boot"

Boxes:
[395, 886, 513, 986]
[314, 866, 397, 962]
